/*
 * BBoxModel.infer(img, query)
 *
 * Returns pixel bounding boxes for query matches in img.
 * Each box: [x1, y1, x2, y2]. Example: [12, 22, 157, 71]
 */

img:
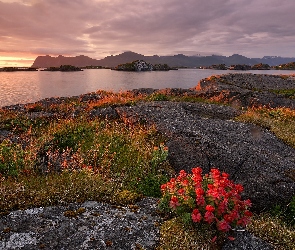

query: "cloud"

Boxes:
[0, 0, 294, 63]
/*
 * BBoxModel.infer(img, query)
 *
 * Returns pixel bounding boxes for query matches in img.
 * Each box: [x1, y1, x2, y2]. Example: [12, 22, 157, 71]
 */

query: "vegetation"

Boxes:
[0, 90, 294, 249]
[269, 89, 295, 99]
[236, 106, 295, 148]
[43, 65, 82, 71]
[274, 62, 295, 70]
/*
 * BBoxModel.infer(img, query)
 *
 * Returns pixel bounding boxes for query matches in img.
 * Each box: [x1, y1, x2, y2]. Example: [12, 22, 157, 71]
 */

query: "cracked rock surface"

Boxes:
[0, 198, 161, 250]
[116, 101, 295, 212]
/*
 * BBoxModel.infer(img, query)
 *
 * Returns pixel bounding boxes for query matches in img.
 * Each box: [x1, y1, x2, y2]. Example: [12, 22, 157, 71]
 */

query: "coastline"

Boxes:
[1, 73, 295, 249]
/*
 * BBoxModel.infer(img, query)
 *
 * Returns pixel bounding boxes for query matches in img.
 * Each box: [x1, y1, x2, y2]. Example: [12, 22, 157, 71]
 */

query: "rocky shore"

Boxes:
[1, 73, 295, 249]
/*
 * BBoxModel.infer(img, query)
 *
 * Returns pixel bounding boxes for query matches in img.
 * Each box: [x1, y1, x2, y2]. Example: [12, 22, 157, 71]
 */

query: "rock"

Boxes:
[0, 198, 161, 250]
[89, 106, 120, 120]
[116, 101, 295, 212]
[222, 229, 274, 250]
[195, 73, 295, 109]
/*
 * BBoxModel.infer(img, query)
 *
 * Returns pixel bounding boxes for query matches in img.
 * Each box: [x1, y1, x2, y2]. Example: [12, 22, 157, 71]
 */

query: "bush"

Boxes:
[0, 140, 25, 176]
[159, 167, 253, 241]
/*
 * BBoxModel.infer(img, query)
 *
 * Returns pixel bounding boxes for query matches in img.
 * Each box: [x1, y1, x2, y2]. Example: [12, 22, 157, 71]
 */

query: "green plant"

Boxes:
[159, 167, 252, 242]
[270, 89, 295, 99]
[236, 107, 295, 148]
[0, 140, 26, 176]
[270, 196, 295, 226]
[136, 144, 169, 197]
[137, 174, 169, 197]
[148, 93, 170, 101]
[51, 120, 95, 152]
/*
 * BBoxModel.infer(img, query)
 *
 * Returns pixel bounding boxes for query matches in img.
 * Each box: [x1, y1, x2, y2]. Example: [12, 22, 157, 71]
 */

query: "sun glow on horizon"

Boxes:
[0, 56, 35, 68]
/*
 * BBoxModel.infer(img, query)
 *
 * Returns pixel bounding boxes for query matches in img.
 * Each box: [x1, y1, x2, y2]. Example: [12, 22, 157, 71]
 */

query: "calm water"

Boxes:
[0, 69, 294, 107]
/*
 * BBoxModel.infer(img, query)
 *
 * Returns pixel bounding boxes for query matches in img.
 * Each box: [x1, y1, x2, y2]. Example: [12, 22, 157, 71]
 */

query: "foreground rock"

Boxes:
[1, 73, 295, 249]
[0, 198, 161, 250]
[195, 73, 295, 109]
[116, 101, 295, 212]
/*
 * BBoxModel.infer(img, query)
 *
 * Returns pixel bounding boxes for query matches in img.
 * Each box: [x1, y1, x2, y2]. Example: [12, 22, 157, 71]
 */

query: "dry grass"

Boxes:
[247, 213, 295, 250]
[236, 106, 295, 148]
[1, 90, 295, 249]
[156, 217, 217, 250]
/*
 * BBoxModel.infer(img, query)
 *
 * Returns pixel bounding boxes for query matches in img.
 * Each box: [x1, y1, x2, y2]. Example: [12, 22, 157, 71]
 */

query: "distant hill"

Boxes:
[31, 51, 295, 68]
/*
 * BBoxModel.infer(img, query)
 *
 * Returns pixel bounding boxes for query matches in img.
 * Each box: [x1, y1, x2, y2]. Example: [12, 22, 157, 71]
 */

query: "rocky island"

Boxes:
[42, 65, 83, 72]
[0, 67, 37, 72]
[113, 60, 176, 71]
[0, 73, 295, 249]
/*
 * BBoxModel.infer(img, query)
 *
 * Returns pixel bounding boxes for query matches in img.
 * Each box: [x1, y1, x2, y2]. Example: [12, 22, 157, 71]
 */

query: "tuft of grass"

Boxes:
[0, 170, 113, 215]
[269, 196, 295, 227]
[1, 88, 295, 249]
[0, 113, 173, 214]
[147, 93, 170, 101]
[236, 106, 295, 148]
[269, 89, 295, 99]
[247, 213, 295, 250]
[157, 217, 218, 250]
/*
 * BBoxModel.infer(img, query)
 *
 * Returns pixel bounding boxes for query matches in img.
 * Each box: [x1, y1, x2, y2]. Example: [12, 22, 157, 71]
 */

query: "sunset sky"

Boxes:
[0, 0, 294, 67]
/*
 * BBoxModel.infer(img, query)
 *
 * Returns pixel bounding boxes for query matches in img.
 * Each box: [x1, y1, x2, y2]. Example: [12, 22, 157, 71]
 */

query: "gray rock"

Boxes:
[90, 106, 120, 120]
[195, 73, 295, 109]
[0, 198, 161, 250]
[116, 101, 295, 212]
[222, 229, 274, 250]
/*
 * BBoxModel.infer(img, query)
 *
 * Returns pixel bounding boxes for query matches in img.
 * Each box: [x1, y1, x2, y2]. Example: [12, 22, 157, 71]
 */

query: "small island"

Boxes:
[0, 67, 37, 72]
[113, 60, 177, 71]
[42, 65, 83, 72]
[274, 62, 295, 70]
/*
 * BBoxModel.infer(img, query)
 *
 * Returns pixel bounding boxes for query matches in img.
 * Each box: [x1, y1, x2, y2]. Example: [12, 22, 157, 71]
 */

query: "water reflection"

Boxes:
[0, 69, 294, 107]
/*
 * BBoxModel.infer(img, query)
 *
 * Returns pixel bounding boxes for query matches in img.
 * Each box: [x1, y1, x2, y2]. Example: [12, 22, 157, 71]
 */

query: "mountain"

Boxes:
[31, 51, 295, 68]
[32, 55, 100, 68]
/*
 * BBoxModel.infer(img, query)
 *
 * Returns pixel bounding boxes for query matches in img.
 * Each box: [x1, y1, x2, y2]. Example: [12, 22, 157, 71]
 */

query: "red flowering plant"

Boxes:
[159, 167, 252, 241]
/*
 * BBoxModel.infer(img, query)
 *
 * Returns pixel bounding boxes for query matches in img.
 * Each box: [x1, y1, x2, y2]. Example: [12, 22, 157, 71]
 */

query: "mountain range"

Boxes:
[31, 51, 295, 68]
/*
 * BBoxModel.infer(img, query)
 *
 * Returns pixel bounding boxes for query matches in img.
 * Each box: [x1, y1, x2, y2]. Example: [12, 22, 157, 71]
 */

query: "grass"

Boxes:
[235, 106, 295, 148]
[269, 89, 295, 99]
[0, 90, 295, 249]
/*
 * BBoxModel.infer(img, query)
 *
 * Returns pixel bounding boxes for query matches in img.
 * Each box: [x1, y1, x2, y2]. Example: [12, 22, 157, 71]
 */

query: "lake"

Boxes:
[0, 69, 294, 107]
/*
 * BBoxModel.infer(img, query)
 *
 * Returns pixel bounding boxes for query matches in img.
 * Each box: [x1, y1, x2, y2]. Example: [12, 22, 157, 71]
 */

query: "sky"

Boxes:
[0, 0, 294, 67]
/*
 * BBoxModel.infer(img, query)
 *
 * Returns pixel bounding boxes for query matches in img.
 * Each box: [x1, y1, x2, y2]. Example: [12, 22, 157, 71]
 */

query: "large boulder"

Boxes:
[116, 101, 295, 212]
[195, 73, 295, 109]
[0, 198, 161, 250]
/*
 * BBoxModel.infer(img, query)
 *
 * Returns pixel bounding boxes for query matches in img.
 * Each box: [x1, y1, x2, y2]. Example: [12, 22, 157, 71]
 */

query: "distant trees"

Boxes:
[43, 65, 82, 71]
[274, 62, 295, 70]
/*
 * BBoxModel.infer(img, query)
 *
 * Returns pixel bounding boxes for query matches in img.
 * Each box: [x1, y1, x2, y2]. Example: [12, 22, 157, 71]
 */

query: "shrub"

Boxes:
[0, 140, 26, 176]
[159, 167, 252, 241]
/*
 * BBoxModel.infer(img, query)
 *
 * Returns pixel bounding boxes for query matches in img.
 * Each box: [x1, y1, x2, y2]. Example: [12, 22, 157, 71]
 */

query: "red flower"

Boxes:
[192, 167, 202, 175]
[169, 196, 180, 209]
[181, 179, 189, 187]
[192, 209, 202, 223]
[210, 168, 221, 181]
[160, 183, 167, 191]
[235, 184, 244, 193]
[179, 170, 187, 178]
[196, 195, 205, 206]
[244, 210, 253, 217]
[160, 167, 253, 238]
[237, 216, 251, 226]
[195, 187, 204, 196]
[178, 188, 185, 196]
[207, 187, 220, 199]
[222, 172, 229, 179]
[217, 199, 228, 215]
[205, 205, 215, 212]
[217, 220, 231, 232]
[204, 211, 215, 223]
[243, 199, 252, 208]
